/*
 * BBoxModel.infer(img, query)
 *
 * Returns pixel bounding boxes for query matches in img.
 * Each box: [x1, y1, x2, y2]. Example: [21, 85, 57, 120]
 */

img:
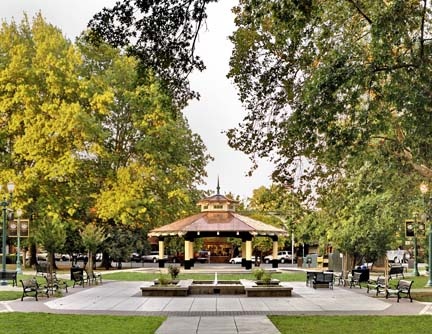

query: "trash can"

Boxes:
[70, 266, 83, 280]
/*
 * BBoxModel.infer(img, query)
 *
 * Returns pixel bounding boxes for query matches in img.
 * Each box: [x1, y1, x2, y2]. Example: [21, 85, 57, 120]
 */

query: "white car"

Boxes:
[264, 251, 295, 264]
[229, 256, 256, 264]
[141, 251, 168, 263]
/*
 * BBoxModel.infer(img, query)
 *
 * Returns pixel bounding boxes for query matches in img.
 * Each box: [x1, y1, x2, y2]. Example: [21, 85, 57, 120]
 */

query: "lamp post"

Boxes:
[15, 208, 23, 275]
[420, 183, 432, 286]
[412, 212, 420, 277]
[1, 181, 15, 285]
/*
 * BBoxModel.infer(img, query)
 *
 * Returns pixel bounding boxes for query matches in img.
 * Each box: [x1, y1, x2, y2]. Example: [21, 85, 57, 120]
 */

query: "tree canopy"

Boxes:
[88, 0, 218, 107]
[0, 14, 211, 258]
[227, 0, 432, 187]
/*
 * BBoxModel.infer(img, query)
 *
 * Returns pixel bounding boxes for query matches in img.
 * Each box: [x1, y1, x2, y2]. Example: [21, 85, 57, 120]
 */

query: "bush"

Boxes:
[157, 275, 171, 286]
[262, 271, 273, 285]
[252, 268, 265, 281]
[168, 264, 180, 280]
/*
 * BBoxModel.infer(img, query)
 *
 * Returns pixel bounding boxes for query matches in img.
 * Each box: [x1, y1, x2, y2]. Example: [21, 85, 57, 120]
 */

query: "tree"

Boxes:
[80, 222, 106, 276]
[227, 0, 432, 187]
[88, 0, 218, 107]
[34, 217, 66, 275]
[0, 14, 211, 262]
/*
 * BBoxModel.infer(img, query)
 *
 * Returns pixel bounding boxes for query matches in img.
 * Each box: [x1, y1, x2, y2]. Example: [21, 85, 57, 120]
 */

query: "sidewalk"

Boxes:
[2, 279, 431, 333]
[1, 265, 431, 333]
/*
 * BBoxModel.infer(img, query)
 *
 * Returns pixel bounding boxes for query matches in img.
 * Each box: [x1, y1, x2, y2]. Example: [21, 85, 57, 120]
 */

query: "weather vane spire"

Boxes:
[216, 176, 220, 195]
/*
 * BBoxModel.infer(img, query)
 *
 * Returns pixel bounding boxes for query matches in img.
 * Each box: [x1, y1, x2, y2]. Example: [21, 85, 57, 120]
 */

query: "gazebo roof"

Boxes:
[148, 211, 287, 237]
[149, 180, 287, 238]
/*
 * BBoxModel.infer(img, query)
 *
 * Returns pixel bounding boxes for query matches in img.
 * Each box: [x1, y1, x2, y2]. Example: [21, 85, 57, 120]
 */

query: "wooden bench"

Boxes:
[312, 272, 334, 289]
[388, 265, 404, 279]
[44, 273, 68, 294]
[366, 276, 386, 296]
[20, 278, 49, 301]
[0, 270, 17, 287]
[349, 272, 362, 288]
[72, 271, 88, 288]
[386, 279, 413, 302]
[85, 269, 102, 285]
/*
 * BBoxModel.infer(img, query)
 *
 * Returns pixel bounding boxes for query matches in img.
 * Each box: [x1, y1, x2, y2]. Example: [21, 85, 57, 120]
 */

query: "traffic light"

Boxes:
[405, 220, 415, 237]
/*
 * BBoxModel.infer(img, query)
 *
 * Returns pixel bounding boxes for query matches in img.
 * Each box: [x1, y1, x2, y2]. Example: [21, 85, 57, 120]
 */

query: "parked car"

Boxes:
[54, 253, 71, 261]
[264, 251, 295, 264]
[195, 250, 210, 263]
[130, 252, 142, 262]
[141, 251, 167, 263]
[229, 256, 256, 264]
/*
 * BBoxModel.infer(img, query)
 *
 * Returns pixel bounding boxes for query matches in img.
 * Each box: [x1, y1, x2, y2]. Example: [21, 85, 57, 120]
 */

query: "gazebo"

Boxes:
[149, 185, 288, 270]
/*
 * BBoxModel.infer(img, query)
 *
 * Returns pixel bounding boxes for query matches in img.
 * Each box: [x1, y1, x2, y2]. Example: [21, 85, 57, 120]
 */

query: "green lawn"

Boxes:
[101, 271, 306, 282]
[270, 315, 432, 334]
[1, 314, 432, 334]
[0, 313, 165, 334]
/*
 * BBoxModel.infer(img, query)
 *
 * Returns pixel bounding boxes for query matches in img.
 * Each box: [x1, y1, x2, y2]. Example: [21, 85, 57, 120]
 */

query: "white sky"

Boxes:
[0, 0, 274, 199]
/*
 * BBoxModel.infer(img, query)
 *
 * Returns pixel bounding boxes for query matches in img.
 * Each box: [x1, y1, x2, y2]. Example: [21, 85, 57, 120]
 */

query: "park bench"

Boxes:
[20, 278, 49, 301]
[44, 273, 68, 294]
[349, 272, 362, 288]
[35, 262, 53, 276]
[312, 272, 334, 289]
[0, 270, 17, 287]
[72, 271, 88, 288]
[85, 269, 102, 285]
[366, 276, 386, 296]
[388, 265, 404, 279]
[386, 279, 413, 302]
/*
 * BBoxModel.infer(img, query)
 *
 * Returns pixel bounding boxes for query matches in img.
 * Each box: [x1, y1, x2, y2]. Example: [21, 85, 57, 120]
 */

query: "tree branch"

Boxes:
[346, 0, 372, 24]
[420, 0, 427, 60]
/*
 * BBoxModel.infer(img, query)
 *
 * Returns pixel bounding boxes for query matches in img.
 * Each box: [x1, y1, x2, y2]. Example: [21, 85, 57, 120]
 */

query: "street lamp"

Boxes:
[1, 181, 15, 285]
[420, 183, 432, 286]
[15, 208, 23, 274]
[412, 212, 420, 277]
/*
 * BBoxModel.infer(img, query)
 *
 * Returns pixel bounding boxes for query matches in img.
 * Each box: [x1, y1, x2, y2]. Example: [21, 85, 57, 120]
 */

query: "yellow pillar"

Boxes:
[184, 240, 190, 261]
[158, 240, 164, 259]
[241, 242, 246, 259]
[272, 240, 278, 258]
[245, 240, 252, 260]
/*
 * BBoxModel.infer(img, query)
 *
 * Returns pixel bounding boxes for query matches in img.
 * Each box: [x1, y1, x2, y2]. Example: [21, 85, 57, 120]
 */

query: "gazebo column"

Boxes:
[184, 239, 192, 270]
[189, 240, 195, 267]
[272, 236, 279, 268]
[245, 237, 253, 270]
[158, 238, 166, 268]
[241, 241, 246, 267]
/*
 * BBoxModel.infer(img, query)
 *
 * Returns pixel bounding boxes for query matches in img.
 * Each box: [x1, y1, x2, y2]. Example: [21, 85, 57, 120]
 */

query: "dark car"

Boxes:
[130, 252, 142, 262]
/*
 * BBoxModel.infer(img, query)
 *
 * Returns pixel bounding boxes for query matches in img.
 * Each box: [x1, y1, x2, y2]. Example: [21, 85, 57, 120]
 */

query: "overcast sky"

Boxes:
[0, 0, 274, 199]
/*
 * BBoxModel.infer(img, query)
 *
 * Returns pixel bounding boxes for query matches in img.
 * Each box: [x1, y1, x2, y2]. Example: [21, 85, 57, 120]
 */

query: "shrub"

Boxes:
[262, 271, 273, 285]
[157, 275, 171, 286]
[252, 268, 265, 281]
[168, 264, 180, 280]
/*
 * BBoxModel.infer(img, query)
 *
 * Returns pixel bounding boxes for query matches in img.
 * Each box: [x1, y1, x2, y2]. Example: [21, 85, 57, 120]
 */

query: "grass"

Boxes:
[270, 315, 432, 334]
[0, 313, 165, 334]
[102, 271, 306, 282]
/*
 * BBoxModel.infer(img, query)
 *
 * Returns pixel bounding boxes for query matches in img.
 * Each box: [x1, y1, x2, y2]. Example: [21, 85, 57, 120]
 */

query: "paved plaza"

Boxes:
[1, 266, 431, 333]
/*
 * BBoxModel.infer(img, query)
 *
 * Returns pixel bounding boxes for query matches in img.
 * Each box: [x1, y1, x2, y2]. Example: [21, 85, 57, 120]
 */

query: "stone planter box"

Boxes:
[245, 286, 293, 297]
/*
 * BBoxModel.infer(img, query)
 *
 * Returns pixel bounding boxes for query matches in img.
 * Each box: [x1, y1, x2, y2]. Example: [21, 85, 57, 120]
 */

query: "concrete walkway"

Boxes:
[1, 279, 431, 333]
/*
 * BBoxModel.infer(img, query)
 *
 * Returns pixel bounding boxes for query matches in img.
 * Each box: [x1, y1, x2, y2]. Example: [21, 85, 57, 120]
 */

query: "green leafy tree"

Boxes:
[80, 222, 106, 276]
[227, 0, 432, 187]
[34, 217, 66, 275]
[0, 14, 211, 263]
